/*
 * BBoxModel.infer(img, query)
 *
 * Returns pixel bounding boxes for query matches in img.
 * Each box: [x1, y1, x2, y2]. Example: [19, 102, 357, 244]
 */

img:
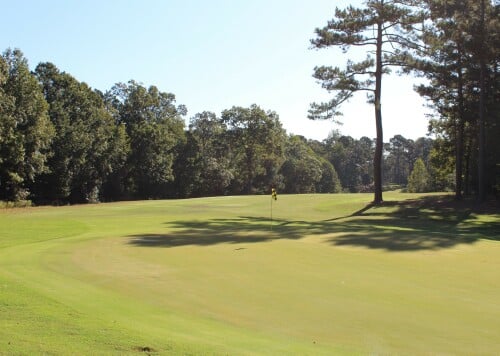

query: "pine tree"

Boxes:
[309, 0, 424, 204]
[408, 158, 429, 192]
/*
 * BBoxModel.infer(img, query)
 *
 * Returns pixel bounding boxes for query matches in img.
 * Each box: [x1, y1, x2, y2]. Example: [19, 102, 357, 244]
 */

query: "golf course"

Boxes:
[1, 192, 499, 355]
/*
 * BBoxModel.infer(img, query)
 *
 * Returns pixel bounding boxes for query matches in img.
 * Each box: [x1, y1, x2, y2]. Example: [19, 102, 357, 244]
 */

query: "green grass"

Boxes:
[1, 192, 499, 355]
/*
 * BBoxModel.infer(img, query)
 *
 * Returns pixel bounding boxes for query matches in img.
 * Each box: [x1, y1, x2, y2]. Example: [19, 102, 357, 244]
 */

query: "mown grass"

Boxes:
[1, 192, 499, 355]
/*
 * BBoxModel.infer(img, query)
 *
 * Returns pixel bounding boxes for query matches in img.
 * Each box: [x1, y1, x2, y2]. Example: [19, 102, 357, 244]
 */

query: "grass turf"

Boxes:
[0, 192, 499, 354]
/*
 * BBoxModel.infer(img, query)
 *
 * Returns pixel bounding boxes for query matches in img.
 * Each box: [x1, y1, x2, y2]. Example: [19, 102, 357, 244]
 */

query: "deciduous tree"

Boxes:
[280, 135, 322, 193]
[221, 105, 286, 194]
[107, 81, 186, 199]
[34, 62, 127, 203]
[0, 49, 53, 201]
[188, 111, 233, 196]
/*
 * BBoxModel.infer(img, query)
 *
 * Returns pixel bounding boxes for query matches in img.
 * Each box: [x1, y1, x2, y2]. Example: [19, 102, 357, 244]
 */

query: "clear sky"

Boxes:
[1, 0, 430, 141]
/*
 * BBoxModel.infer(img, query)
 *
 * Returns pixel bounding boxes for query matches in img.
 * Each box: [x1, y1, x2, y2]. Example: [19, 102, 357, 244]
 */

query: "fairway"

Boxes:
[1, 192, 499, 355]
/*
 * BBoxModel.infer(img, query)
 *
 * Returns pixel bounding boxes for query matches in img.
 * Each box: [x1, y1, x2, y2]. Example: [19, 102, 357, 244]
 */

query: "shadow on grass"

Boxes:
[128, 195, 500, 252]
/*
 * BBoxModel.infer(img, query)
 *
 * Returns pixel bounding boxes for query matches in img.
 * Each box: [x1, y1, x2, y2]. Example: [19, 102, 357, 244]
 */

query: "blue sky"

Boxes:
[1, 0, 430, 141]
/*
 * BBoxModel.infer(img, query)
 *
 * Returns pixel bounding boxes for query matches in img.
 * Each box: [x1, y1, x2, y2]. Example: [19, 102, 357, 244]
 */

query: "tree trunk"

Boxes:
[464, 134, 472, 196]
[455, 60, 465, 200]
[478, 0, 486, 201]
[373, 18, 384, 204]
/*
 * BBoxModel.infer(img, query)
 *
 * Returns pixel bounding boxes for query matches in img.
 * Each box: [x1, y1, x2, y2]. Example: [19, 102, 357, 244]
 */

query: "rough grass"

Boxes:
[1, 192, 499, 355]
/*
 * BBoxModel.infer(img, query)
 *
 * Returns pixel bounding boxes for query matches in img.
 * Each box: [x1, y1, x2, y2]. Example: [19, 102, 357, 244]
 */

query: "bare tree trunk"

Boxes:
[373, 18, 384, 204]
[456, 62, 465, 200]
[464, 134, 472, 196]
[478, 0, 486, 201]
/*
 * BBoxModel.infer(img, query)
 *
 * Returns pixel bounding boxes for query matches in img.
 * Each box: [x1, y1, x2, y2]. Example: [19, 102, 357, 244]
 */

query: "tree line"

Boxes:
[2, 48, 438, 205]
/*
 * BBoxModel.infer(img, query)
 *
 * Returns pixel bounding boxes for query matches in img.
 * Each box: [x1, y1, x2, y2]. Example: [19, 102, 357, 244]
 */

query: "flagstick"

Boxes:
[270, 196, 273, 231]
[270, 188, 277, 232]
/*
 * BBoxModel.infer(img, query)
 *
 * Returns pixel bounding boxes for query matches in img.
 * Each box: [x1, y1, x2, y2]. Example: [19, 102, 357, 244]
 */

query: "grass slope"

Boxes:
[1, 192, 499, 355]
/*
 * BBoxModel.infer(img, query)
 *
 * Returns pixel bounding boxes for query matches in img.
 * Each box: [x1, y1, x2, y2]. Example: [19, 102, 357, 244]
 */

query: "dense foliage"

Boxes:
[0, 49, 54, 202]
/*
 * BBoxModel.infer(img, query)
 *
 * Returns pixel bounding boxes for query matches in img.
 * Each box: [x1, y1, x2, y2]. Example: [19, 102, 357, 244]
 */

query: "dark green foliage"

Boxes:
[279, 135, 342, 194]
[322, 133, 374, 192]
[164, 131, 203, 198]
[427, 137, 456, 192]
[0, 49, 54, 201]
[106, 81, 186, 199]
[221, 105, 286, 194]
[187, 112, 233, 197]
[280, 136, 323, 193]
[415, 0, 500, 199]
[408, 158, 429, 192]
[32, 63, 128, 204]
[316, 158, 342, 193]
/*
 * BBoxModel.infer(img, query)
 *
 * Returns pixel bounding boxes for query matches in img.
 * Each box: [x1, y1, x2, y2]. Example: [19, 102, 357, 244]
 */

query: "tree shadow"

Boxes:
[324, 202, 376, 222]
[128, 217, 279, 248]
[128, 195, 500, 252]
[325, 196, 499, 251]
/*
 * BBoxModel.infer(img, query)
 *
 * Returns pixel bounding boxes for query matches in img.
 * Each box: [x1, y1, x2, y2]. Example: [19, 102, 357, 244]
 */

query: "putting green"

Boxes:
[1, 193, 499, 354]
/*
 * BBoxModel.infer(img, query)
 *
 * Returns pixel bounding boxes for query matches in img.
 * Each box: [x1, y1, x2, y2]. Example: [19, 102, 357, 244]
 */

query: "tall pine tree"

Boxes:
[309, 0, 423, 203]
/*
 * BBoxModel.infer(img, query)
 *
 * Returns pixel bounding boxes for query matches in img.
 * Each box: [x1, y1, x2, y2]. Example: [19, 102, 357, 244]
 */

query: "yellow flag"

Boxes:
[271, 188, 277, 200]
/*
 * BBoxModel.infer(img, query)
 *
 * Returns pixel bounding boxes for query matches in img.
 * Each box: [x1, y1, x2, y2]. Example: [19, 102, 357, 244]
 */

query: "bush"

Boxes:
[0, 200, 33, 208]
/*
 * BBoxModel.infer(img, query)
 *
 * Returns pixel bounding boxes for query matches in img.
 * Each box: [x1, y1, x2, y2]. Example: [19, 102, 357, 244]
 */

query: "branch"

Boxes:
[308, 97, 349, 122]
[357, 88, 376, 92]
